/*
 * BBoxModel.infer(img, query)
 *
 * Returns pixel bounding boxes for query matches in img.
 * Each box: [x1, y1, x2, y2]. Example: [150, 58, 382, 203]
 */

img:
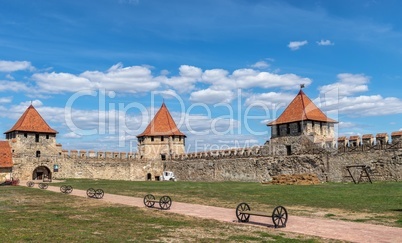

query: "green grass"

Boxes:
[0, 186, 322, 242]
[53, 179, 402, 227]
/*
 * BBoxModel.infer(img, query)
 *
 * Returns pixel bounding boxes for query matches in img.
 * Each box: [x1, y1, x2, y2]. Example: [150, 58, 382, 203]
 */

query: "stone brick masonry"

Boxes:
[7, 134, 402, 183]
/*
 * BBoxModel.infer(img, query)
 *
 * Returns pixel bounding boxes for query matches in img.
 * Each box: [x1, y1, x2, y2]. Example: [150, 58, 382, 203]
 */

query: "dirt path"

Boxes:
[27, 184, 402, 243]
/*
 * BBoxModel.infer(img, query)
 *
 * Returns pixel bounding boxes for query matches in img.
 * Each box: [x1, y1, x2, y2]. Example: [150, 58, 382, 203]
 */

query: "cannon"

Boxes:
[236, 202, 288, 228]
[143, 194, 172, 210]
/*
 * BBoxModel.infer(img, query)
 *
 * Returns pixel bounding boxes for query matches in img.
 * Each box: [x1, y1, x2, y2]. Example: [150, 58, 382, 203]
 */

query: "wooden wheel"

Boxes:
[236, 203, 251, 222]
[26, 181, 35, 187]
[66, 185, 73, 194]
[159, 196, 172, 210]
[272, 206, 288, 228]
[95, 189, 104, 199]
[143, 194, 155, 207]
[39, 183, 47, 189]
[60, 185, 67, 193]
[86, 188, 96, 198]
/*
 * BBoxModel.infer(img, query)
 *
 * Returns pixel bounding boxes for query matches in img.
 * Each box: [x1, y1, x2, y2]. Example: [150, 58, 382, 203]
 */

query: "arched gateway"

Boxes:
[32, 166, 51, 181]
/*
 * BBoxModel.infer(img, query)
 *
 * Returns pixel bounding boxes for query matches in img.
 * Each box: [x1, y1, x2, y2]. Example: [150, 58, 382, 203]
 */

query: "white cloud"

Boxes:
[119, 0, 140, 5]
[82, 64, 160, 93]
[0, 80, 30, 92]
[164, 65, 202, 93]
[31, 63, 161, 94]
[318, 73, 402, 117]
[338, 121, 357, 129]
[153, 89, 180, 100]
[24, 62, 314, 97]
[317, 39, 334, 46]
[181, 113, 240, 136]
[62, 132, 82, 138]
[32, 72, 93, 93]
[232, 69, 312, 90]
[251, 61, 270, 69]
[0, 97, 12, 104]
[288, 40, 308, 50]
[201, 69, 235, 90]
[189, 88, 234, 104]
[0, 60, 34, 72]
[336, 95, 402, 116]
[319, 73, 370, 98]
[245, 92, 295, 106]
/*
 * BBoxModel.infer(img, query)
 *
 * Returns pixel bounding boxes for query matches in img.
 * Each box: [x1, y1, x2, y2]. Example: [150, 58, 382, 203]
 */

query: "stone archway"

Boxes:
[32, 166, 51, 181]
[146, 173, 152, 181]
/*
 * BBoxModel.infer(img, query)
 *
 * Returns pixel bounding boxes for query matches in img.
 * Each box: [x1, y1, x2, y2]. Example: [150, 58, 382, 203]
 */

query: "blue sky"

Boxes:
[1, 0, 402, 153]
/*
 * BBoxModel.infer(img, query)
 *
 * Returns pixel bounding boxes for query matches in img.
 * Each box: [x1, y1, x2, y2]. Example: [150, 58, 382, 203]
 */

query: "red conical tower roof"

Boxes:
[268, 90, 337, 126]
[137, 103, 185, 137]
[4, 105, 58, 134]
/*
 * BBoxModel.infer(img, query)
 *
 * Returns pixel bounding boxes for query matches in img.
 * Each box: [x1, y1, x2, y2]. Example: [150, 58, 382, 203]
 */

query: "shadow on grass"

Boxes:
[233, 220, 285, 229]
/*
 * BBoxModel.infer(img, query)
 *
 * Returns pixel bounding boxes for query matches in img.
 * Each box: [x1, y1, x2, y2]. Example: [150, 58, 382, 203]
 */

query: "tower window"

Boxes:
[46, 134, 49, 139]
[286, 145, 292, 155]
[161, 154, 166, 160]
[36, 151, 41, 158]
[151, 137, 154, 142]
[161, 136, 164, 142]
[24, 133, 28, 138]
[35, 134, 40, 142]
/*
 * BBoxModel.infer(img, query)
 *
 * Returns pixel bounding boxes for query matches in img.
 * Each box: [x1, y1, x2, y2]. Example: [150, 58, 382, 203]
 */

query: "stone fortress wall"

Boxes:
[165, 131, 402, 182]
[11, 131, 402, 183]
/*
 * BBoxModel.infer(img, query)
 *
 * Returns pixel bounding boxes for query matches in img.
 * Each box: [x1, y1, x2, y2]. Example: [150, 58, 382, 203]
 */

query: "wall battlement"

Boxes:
[61, 150, 138, 160]
[335, 131, 402, 147]
[54, 131, 402, 163]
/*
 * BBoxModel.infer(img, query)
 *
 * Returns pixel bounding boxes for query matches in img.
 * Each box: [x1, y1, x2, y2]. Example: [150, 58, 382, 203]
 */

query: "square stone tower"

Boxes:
[3, 104, 63, 180]
[267, 89, 338, 155]
[137, 103, 186, 160]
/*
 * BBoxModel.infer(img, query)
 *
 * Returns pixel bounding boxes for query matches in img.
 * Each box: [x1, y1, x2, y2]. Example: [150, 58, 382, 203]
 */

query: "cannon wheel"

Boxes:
[60, 185, 67, 193]
[236, 202, 251, 222]
[272, 206, 288, 228]
[66, 185, 73, 194]
[39, 183, 48, 189]
[159, 196, 172, 210]
[143, 194, 155, 208]
[26, 181, 35, 187]
[86, 188, 96, 198]
[95, 189, 104, 199]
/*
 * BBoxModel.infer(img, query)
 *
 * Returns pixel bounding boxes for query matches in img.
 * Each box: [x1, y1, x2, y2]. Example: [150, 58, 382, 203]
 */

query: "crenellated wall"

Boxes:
[9, 131, 402, 183]
[61, 150, 138, 160]
[164, 131, 402, 182]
